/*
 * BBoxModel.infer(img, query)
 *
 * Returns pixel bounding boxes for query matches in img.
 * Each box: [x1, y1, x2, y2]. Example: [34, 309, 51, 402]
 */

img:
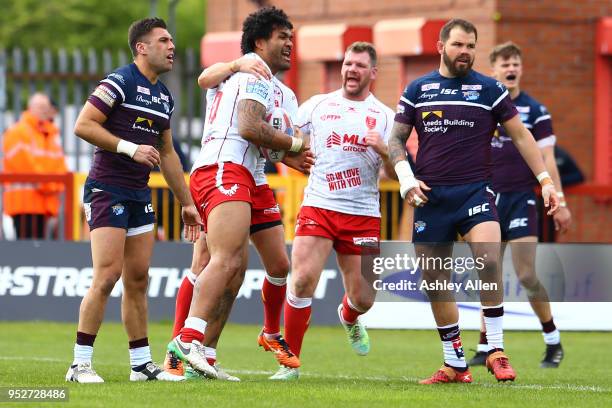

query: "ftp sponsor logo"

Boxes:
[320, 114, 341, 121]
[326, 132, 368, 152]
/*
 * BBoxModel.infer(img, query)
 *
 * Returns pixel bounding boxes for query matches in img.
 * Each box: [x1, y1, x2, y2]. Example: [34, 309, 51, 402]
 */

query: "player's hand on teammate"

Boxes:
[405, 180, 431, 208]
[364, 130, 387, 156]
[133, 145, 161, 168]
[541, 184, 560, 215]
[234, 56, 271, 80]
[553, 206, 572, 233]
[282, 150, 315, 174]
[181, 204, 203, 243]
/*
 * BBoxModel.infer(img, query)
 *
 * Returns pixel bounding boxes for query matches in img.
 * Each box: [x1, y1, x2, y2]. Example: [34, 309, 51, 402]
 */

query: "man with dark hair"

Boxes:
[273, 41, 396, 380]
[467, 41, 570, 369]
[167, 6, 310, 379]
[389, 18, 560, 383]
[66, 17, 201, 383]
[164, 52, 312, 380]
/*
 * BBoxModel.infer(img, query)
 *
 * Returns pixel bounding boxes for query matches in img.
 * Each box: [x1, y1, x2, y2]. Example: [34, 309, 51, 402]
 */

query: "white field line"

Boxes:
[0, 357, 608, 394]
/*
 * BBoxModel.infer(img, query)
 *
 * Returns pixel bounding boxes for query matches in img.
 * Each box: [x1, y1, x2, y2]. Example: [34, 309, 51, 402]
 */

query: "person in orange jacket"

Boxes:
[2, 93, 68, 239]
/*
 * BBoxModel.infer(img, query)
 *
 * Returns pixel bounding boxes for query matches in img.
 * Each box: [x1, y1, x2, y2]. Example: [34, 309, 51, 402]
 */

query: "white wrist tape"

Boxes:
[289, 136, 303, 153]
[394, 160, 419, 199]
[117, 140, 138, 158]
[556, 191, 565, 198]
[536, 171, 552, 184]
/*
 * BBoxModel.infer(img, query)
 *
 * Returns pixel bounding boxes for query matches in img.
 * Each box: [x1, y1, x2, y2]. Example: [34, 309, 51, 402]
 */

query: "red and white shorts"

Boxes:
[295, 206, 380, 255]
[190, 163, 281, 233]
[251, 184, 282, 233]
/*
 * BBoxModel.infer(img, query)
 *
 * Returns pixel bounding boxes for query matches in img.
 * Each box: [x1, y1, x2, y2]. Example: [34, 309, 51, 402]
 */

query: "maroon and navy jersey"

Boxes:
[395, 70, 518, 185]
[491, 92, 555, 192]
[87, 63, 174, 189]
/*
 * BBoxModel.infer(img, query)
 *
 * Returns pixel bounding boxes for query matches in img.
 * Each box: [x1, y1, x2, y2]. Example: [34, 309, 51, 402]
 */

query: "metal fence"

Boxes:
[0, 47, 207, 173]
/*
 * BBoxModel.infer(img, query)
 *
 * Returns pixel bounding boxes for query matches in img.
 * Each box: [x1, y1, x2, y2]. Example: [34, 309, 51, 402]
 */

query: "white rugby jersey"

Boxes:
[191, 53, 276, 177]
[253, 77, 298, 186]
[296, 90, 394, 217]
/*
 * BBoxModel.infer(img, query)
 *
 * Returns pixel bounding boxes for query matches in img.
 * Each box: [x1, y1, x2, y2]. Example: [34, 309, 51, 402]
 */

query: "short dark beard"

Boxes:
[443, 51, 472, 77]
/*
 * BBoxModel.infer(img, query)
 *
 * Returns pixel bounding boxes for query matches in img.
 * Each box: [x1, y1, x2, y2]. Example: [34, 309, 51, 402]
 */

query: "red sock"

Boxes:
[262, 277, 286, 335]
[179, 328, 204, 343]
[341, 294, 362, 324]
[206, 357, 216, 365]
[284, 302, 311, 357]
[172, 275, 195, 338]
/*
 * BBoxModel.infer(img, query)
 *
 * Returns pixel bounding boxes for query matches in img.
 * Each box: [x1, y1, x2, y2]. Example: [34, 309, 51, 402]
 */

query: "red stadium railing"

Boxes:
[0, 172, 74, 240]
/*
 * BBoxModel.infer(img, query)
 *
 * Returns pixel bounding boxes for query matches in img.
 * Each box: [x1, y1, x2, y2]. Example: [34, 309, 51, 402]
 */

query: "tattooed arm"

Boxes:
[387, 121, 430, 206]
[237, 99, 306, 152]
[388, 121, 413, 165]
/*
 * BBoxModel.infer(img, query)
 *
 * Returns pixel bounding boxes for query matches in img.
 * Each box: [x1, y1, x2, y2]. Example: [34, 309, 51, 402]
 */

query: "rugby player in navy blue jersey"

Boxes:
[388, 19, 560, 384]
[467, 42, 570, 369]
[65, 18, 201, 383]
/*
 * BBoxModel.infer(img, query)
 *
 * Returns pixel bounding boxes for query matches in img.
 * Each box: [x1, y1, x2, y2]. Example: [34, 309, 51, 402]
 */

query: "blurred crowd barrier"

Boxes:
[1, 173, 611, 243]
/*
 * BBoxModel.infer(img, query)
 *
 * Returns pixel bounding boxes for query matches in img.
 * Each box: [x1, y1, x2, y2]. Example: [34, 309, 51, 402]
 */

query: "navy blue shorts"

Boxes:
[412, 181, 498, 243]
[83, 177, 156, 235]
[495, 190, 538, 241]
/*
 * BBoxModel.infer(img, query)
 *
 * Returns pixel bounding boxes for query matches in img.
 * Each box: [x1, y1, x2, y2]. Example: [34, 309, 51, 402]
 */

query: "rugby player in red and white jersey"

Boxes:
[166, 6, 311, 379]
[272, 42, 397, 380]
[164, 52, 313, 380]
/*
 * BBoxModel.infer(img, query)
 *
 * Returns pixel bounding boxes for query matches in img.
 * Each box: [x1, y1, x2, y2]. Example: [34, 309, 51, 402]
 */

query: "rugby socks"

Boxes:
[73, 331, 96, 365]
[179, 317, 207, 343]
[171, 272, 197, 338]
[437, 323, 467, 370]
[129, 337, 152, 369]
[262, 274, 287, 339]
[340, 294, 364, 324]
[284, 290, 312, 357]
[204, 346, 217, 366]
[483, 304, 505, 352]
[541, 318, 561, 345]
[477, 330, 489, 353]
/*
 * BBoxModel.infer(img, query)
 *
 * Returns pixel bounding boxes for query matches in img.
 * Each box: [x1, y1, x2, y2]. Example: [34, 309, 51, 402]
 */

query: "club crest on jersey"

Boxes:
[112, 204, 125, 216]
[415, 220, 426, 233]
[463, 90, 480, 101]
[365, 116, 376, 129]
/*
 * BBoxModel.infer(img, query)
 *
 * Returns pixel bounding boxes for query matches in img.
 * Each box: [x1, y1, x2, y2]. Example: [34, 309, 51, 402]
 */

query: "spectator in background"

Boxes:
[2, 93, 68, 239]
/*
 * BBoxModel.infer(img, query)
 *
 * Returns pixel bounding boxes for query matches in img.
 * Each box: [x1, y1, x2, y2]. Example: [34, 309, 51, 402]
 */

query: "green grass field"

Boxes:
[0, 322, 610, 407]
